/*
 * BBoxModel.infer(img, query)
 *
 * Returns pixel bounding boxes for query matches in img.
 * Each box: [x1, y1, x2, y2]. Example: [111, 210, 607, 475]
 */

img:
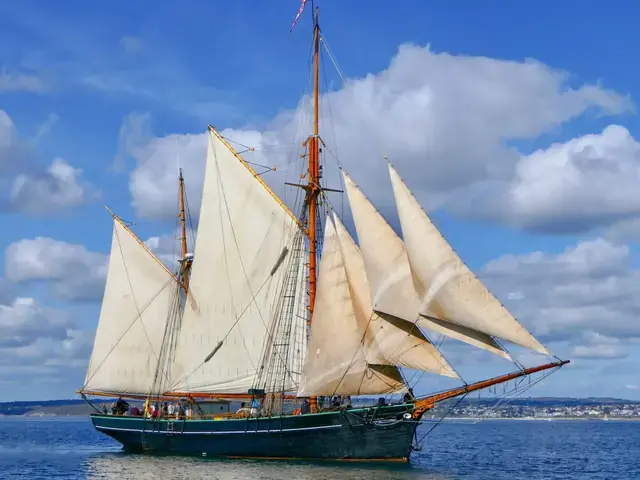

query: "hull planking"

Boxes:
[91, 404, 418, 462]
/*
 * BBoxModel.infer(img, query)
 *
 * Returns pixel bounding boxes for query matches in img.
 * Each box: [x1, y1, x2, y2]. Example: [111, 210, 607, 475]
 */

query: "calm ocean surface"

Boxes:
[0, 417, 637, 479]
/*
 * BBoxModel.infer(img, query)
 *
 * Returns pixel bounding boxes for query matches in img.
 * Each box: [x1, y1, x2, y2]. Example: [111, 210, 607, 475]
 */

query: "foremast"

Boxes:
[177, 169, 192, 294]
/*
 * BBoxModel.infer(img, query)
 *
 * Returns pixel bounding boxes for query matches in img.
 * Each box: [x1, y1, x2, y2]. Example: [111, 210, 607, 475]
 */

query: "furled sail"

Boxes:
[168, 129, 305, 394]
[342, 170, 511, 359]
[388, 164, 551, 356]
[297, 215, 405, 397]
[83, 219, 179, 395]
[332, 214, 459, 379]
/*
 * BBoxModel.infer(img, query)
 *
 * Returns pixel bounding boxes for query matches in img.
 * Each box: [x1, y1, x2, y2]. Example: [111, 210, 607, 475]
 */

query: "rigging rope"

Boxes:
[82, 252, 175, 392]
[172, 140, 305, 392]
[318, 192, 465, 402]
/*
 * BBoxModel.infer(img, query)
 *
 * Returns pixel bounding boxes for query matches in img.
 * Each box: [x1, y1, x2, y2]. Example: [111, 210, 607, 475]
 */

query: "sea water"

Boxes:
[0, 417, 637, 479]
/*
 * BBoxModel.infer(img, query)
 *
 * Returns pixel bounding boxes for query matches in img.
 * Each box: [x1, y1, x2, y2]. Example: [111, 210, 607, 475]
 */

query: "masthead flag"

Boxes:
[289, 0, 309, 33]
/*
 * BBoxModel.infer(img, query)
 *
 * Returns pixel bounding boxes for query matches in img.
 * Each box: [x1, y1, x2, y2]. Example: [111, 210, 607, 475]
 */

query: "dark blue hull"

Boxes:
[91, 404, 418, 461]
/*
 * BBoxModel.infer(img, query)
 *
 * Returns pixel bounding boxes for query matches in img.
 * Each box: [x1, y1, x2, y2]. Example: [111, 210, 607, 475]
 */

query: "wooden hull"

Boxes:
[90, 404, 418, 462]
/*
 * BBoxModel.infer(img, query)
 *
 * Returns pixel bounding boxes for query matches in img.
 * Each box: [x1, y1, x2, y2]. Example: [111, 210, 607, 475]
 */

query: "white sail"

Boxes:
[332, 214, 459, 379]
[342, 170, 510, 359]
[168, 129, 303, 394]
[83, 219, 178, 395]
[297, 217, 405, 397]
[388, 164, 551, 356]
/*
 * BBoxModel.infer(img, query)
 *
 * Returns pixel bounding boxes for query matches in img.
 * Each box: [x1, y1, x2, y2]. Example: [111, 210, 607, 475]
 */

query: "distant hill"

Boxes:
[0, 399, 112, 416]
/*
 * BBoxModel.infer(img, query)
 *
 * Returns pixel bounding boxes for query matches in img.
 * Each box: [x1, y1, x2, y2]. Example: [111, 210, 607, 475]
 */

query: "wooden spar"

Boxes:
[77, 389, 298, 401]
[178, 169, 190, 294]
[412, 359, 570, 419]
[104, 206, 186, 291]
[307, 6, 321, 414]
[209, 126, 308, 235]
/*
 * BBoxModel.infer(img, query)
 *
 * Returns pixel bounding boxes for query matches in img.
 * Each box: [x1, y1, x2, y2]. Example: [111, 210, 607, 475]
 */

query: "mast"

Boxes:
[178, 169, 190, 294]
[308, 6, 321, 318]
[306, 6, 321, 413]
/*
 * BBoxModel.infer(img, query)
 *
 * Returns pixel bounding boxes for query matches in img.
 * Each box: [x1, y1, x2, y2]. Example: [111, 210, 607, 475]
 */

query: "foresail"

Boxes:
[297, 218, 405, 397]
[342, 171, 510, 359]
[388, 164, 551, 356]
[168, 129, 303, 394]
[332, 213, 459, 379]
[83, 219, 179, 395]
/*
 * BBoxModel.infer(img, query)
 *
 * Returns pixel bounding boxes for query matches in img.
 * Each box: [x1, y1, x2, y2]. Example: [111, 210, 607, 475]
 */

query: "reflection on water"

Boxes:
[2, 417, 639, 479]
[84, 453, 449, 480]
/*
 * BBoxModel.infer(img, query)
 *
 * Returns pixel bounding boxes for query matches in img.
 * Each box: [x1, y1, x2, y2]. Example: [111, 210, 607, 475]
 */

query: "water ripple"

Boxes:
[0, 417, 638, 479]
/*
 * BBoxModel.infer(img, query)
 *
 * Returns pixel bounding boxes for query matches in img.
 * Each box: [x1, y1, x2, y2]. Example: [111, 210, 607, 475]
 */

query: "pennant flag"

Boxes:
[289, 0, 309, 33]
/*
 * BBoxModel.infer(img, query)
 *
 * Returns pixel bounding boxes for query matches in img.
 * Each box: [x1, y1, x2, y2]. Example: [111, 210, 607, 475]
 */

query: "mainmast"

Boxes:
[178, 169, 191, 294]
[306, 7, 321, 413]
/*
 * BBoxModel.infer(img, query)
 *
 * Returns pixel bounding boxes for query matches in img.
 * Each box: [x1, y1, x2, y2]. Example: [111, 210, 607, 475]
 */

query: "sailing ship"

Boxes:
[78, 7, 568, 462]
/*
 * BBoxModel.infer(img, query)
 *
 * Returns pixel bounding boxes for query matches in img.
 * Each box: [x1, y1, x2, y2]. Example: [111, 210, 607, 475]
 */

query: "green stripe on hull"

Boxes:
[91, 404, 418, 461]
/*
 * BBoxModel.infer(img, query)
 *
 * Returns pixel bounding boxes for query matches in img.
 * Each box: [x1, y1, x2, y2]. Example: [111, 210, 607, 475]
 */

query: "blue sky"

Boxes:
[1, 0, 640, 401]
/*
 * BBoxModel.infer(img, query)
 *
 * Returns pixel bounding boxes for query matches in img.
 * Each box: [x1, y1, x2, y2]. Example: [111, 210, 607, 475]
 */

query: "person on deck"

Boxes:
[162, 402, 169, 416]
[250, 397, 261, 417]
[344, 396, 352, 409]
[167, 402, 175, 417]
[129, 405, 140, 416]
[236, 402, 251, 418]
[115, 397, 129, 415]
[300, 398, 310, 415]
[403, 388, 416, 404]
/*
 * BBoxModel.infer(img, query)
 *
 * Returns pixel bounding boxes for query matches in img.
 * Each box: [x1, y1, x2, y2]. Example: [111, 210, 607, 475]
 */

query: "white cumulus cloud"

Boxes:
[0, 109, 98, 214]
[5, 237, 108, 301]
[119, 44, 634, 240]
[481, 237, 640, 351]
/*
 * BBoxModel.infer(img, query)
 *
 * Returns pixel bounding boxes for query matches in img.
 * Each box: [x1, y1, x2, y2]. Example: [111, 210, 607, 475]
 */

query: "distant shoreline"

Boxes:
[435, 416, 640, 422]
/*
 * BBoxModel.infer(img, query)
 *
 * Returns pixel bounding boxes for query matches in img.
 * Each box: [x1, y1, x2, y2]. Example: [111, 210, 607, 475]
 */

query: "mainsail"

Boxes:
[388, 164, 551, 356]
[297, 215, 405, 397]
[83, 218, 180, 395]
[168, 129, 307, 394]
[342, 170, 512, 359]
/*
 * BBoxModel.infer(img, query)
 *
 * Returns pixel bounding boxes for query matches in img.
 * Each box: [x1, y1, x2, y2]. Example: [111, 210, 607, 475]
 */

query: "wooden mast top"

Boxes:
[178, 169, 190, 294]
